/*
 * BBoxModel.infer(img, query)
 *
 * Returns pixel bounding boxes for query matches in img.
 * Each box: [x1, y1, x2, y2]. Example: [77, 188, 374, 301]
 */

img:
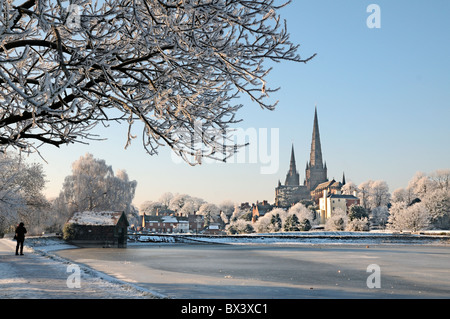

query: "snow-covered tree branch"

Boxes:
[0, 0, 314, 163]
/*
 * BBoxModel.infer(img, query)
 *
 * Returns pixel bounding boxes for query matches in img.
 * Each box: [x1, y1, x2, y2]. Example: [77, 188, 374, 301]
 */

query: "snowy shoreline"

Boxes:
[0, 236, 166, 299]
[132, 230, 450, 245]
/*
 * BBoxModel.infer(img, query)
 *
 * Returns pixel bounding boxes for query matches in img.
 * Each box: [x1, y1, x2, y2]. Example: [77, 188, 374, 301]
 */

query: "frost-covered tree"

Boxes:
[283, 214, 299, 231]
[348, 205, 368, 221]
[357, 180, 372, 211]
[220, 211, 229, 225]
[168, 193, 204, 215]
[408, 172, 432, 198]
[158, 192, 174, 210]
[0, 152, 49, 235]
[197, 202, 220, 227]
[139, 200, 163, 215]
[341, 181, 358, 196]
[226, 204, 253, 233]
[370, 180, 390, 208]
[0, 0, 313, 164]
[370, 206, 389, 228]
[421, 189, 450, 229]
[168, 193, 190, 213]
[226, 219, 253, 235]
[219, 200, 235, 218]
[325, 208, 347, 231]
[357, 180, 390, 212]
[288, 202, 316, 225]
[346, 204, 370, 231]
[430, 169, 450, 191]
[253, 208, 285, 233]
[388, 201, 430, 232]
[397, 170, 450, 229]
[229, 204, 251, 222]
[346, 217, 369, 231]
[53, 153, 137, 225]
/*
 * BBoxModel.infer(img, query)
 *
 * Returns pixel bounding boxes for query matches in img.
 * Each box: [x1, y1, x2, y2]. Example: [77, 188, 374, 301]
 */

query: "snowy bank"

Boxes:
[129, 231, 450, 245]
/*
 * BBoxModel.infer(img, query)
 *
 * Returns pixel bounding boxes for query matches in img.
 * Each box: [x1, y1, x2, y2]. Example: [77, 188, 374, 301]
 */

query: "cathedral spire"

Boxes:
[310, 106, 324, 169]
[289, 144, 297, 173]
[285, 144, 299, 186]
[305, 106, 328, 191]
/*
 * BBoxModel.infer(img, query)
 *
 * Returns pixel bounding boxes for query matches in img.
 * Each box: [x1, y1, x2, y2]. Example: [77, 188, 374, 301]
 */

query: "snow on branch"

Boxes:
[0, 0, 314, 163]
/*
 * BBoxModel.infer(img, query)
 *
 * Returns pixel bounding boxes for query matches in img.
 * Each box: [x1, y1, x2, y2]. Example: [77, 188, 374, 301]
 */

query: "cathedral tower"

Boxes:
[285, 144, 300, 186]
[305, 107, 328, 191]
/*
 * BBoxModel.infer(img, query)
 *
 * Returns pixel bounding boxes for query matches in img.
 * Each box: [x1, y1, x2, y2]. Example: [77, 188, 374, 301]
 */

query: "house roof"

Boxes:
[315, 179, 335, 189]
[68, 211, 126, 226]
[143, 215, 179, 223]
[329, 194, 358, 199]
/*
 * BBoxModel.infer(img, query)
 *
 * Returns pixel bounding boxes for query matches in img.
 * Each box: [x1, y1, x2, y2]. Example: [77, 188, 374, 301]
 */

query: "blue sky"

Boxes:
[32, 1, 450, 208]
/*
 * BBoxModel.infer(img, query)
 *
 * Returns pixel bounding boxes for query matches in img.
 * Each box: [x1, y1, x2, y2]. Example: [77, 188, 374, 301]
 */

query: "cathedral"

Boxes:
[275, 107, 330, 207]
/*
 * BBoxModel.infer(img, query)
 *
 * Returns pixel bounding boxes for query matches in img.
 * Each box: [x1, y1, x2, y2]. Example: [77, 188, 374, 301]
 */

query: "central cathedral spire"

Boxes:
[309, 106, 324, 169]
[305, 106, 328, 191]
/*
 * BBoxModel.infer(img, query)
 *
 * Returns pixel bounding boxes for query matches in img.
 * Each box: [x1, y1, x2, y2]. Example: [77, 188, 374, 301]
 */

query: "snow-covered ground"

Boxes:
[0, 236, 164, 299]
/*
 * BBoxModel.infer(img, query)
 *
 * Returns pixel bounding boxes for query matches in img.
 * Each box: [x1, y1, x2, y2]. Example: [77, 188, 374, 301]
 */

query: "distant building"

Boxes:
[275, 146, 310, 208]
[65, 211, 129, 247]
[252, 200, 273, 222]
[142, 213, 204, 233]
[275, 108, 352, 208]
[188, 213, 204, 233]
[203, 222, 224, 235]
[311, 178, 343, 203]
[142, 214, 179, 233]
[318, 190, 360, 224]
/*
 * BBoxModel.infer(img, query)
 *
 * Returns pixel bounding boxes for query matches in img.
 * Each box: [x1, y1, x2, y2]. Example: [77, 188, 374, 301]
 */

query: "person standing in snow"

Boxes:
[15, 222, 27, 256]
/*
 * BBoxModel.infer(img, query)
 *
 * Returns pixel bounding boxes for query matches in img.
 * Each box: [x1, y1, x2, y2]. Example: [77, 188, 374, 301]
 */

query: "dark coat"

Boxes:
[15, 224, 27, 241]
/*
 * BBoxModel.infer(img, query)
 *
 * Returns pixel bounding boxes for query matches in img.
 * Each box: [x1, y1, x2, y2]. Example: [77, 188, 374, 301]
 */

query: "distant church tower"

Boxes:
[275, 107, 329, 207]
[305, 107, 328, 191]
[285, 145, 300, 186]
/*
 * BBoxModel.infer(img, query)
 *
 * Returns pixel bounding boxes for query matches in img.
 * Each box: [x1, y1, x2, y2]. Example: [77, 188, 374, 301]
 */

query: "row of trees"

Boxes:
[225, 170, 450, 234]
[226, 203, 314, 235]
[1, 149, 448, 236]
[389, 170, 450, 231]
[0, 153, 138, 236]
[140, 193, 235, 229]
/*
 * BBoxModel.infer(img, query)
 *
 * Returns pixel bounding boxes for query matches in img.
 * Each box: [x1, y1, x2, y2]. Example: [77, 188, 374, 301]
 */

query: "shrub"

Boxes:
[62, 223, 76, 241]
[346, 217, 370, 231]
[348, 205, 368, 221]
[299, 218, 311, 231]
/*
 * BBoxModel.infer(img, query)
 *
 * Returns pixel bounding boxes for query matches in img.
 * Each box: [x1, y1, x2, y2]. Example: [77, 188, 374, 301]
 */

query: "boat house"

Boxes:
[65, 211, 129, 247]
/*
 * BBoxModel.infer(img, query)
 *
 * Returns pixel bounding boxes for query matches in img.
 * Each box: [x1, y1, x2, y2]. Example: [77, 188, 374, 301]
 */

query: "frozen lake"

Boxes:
[56, 243, 450, 299]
